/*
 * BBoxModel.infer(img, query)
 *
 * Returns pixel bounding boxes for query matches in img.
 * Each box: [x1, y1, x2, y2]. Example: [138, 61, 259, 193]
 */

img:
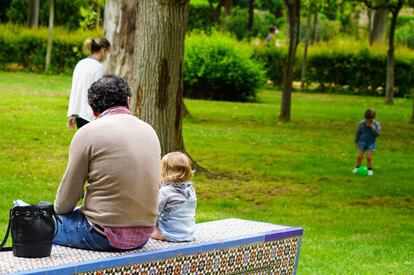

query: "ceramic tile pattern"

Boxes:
[0, 219, 300, 274]
[79, 237, 300, 275]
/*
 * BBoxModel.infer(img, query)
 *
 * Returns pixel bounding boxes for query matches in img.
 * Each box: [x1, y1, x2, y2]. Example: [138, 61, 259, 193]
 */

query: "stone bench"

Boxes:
[0, 219, 303, 274]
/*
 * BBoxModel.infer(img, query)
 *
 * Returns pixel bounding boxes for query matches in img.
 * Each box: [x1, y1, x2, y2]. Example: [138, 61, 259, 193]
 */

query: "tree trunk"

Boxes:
[370, 8, 388, 45]
[367, 8, 373, 34]
[300, 11, 311, 93]
[104, 0, 138, 96]
[134, 0, 189, 156]
[247, 0, 254, 32]
[28, 0, 39, 28]
[45, 0, 54, 72]
[280, 0, 300, 122]
[385, 2, 402, 105]
[209, 0, 225, 24]
[224, 0, 232, 16]
[96, 1, 101, 29]
[353, 8, 361, 40]
[311, 9, 318, 44]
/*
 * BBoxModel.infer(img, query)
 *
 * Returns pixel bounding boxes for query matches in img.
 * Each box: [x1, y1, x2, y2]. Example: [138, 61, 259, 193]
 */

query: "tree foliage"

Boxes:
[4, 0, 102, 30]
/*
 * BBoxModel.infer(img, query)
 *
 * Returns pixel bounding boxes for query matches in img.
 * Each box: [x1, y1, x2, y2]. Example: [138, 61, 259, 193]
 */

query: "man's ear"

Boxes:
[127, 97, 131, 109]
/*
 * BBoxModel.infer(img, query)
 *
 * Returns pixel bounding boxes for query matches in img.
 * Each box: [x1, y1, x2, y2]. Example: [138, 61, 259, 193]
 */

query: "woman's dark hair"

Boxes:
[364, 108, 376, 119]
[83, 38, 111, 55]
[88, 75, 132, 113]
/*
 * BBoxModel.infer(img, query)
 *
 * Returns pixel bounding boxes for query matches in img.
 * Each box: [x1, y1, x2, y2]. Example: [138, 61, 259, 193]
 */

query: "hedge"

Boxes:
[188, 1, 214, 31]
[184, 31, 265, 102]
[254, 41, 414, 97]
[1, 24, 413, 98]
[0, 25, 101, 72]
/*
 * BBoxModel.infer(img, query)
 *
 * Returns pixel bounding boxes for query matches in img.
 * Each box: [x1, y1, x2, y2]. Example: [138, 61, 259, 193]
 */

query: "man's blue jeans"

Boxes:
[53, 208, 115, 251]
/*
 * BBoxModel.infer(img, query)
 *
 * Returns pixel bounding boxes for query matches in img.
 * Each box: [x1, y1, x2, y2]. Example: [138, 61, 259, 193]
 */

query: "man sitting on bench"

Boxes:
[53, 75, 161, 251]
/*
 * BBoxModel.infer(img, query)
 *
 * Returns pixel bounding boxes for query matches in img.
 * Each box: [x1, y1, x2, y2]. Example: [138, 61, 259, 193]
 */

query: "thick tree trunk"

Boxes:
[311, 9, 318, 44]
[45, 0, 54, 72]
[300, 11, 311, 93]
[104, 0, 138, 98]
[28, 0, 39, 28]
[134, 0, 189, 156]
[280, 0, 300, 122]
[385, 3, 402, 105]
[247, 0, 254, 32]
[370, 8, 388, 45]
[105, 0, 203, 169]
[224, 0, 233, 16]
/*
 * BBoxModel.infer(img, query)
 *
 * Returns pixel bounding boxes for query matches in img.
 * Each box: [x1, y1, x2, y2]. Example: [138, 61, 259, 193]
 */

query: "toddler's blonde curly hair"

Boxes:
[161, 152, 194, 184]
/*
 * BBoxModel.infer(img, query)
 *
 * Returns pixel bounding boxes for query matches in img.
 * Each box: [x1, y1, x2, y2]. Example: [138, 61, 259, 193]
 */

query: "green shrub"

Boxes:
[184, 32, 265, 102]
[305, 40, 414, 97]
[223, 7, 278, 40]
[0, 24, 102, 72]
[312, 17, 341, 42]
[253, 39, 414, 97]
[396, 15, 414, 27]
[6, 0, 97, 30]
[253, 44, 290, 85]
[188, 2, 214, 31]
[396, 20, 414, 49]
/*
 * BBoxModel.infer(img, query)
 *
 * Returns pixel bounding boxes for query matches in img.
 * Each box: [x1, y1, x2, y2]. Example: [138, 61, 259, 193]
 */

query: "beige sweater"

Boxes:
[54, 114, 161, 227]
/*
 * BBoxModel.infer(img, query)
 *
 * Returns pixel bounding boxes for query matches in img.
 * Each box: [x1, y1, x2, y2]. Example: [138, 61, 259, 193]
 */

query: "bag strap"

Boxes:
[0, 209, 13, 251]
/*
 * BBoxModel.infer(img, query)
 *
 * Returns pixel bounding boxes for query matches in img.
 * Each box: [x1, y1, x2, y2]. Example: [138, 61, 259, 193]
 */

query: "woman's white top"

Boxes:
[67, 57, 105, 122]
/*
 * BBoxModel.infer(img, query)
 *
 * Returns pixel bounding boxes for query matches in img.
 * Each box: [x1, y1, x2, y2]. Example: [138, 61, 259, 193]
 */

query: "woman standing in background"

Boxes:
[67, 38, 111, 130]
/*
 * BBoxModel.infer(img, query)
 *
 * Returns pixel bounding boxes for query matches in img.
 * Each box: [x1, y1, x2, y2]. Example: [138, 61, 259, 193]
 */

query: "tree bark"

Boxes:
[367, 8, 373, 34]
[247, 0, 254, 32]
[280, 0, 300, 122]
[311, 9, 318, 44]
[300, 11, 311, 93]
[385, 2, 402, 105]
[134, 0, 189, 156]
[45, 0, 54, 72]
[104, 0, 138, 96]
[224, 0, 233, 16]
[96, 1, 101, 29]
[28, 0, 39, 28]
[370, 8, 388, 45]
[104, 0, 202, 170]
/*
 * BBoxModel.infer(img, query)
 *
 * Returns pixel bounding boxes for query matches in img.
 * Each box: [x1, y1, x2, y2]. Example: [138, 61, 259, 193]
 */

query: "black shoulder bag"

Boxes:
[0, 203, 60, 258]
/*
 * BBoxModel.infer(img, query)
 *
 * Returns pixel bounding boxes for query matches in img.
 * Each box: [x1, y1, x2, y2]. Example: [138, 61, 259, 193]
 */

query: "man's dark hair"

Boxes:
[364, 108, 376, 120]
[88, 75, 132, 113]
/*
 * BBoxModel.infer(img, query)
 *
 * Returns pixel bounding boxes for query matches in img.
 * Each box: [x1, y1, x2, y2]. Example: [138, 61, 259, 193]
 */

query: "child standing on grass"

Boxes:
[151, 152, 196, 242]
[352, 108, 381, 176]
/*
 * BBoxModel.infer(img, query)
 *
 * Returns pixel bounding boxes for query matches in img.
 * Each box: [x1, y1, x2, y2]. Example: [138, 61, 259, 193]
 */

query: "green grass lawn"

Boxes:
[0, 71, 413, 274]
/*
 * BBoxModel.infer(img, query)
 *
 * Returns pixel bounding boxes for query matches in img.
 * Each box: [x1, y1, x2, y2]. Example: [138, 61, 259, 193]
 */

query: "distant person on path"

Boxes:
[67, 38, 110, 130]
[54, 75, 161, 251]
[352, 108, 381, 176]
[151, 152, 197, 242]
[266, 25, 279, 45]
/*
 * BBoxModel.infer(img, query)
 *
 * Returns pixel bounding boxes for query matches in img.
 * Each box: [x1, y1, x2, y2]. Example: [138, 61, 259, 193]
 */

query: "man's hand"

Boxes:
[67, 117, 76, 130]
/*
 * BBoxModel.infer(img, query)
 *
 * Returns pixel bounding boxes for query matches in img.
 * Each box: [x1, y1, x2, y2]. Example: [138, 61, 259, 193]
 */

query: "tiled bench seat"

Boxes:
[0, 219, 303, 274]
